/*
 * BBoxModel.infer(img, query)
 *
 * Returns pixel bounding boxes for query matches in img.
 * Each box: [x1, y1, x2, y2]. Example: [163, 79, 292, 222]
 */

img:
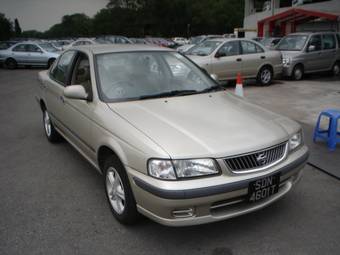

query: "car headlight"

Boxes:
[148, 159, 219, 180]
[282, 57, 291, 66]
[289, 131, 303, 151]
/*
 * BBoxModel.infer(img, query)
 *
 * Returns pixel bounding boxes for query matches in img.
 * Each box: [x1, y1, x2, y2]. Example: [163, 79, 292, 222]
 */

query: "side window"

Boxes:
[337, 34, 340, 47]
[241, 41, 261, 54]
[307, 35, 322, 52]
[217, 41, 240, 57]
[72, 54, 92, 94]
[50, 51, 76, 85]
[73, 41, 82, 46]
[26, 44, 41, 53]
[12, 44, 27, 52]
[322, 34, 336, 50]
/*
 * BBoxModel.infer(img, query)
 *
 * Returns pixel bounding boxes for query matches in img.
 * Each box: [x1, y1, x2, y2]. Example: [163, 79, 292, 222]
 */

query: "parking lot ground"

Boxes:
[0, 69, 339, 255]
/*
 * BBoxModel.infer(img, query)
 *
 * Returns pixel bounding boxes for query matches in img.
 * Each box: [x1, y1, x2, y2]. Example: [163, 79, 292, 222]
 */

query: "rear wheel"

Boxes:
[5, 58, 17, 70]
[43, 109, 62, 143]
[257, 66, 273, 86]
[292, 64, 304, 81]
[332, 62, 340, 76]
[104, 156, 139, 225]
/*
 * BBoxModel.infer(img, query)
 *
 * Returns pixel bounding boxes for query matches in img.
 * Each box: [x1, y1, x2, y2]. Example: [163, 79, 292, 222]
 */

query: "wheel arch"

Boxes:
[97, 145, 126, 174]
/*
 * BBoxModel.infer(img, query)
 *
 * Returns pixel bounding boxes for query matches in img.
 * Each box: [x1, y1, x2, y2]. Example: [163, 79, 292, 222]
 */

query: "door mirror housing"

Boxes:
[308, 45, 316, 52]
[215, 52, 226, 58]
[210, 74, 218, 81]
[64, 85, 88, 100]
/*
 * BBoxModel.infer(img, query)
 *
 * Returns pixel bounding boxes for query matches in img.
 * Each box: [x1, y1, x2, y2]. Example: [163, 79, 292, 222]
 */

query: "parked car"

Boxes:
[50, 40, 72, 51]
[129, 38, 148, 44]
[173, 37, 189, 45]
[177, 35, 223, 54]
[260, 37, 282, 49]
[276, 32, 340, 80]
[0, 41, 60, 69]
[95, 35, 132, 44]
[37, 44, 308, 226]
[63, 38, 97, 50]
[187, 38, 283, 85]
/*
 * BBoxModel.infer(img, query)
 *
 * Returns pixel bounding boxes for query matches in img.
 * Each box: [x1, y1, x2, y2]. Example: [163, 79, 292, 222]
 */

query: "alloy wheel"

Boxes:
[44, 111, 52, 137]
[106, 167, 126, 215]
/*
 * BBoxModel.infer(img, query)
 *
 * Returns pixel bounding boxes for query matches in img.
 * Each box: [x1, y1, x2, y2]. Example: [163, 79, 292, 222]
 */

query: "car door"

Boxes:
[240, 40, 265, 78]
[44, 50, 77, 133]
[26, 44, 47, 65]
[11, 44, 28, 64]
[61, 52, 95, 158]
[321, 34, 337, 70]
[210, 41, 242, 80]
[304, 34, 324, 72]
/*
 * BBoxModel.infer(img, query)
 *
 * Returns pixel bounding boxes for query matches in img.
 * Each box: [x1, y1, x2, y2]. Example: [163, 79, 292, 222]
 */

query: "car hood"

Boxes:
[279, 50, 301, 59]
[107, 92, 297, 158]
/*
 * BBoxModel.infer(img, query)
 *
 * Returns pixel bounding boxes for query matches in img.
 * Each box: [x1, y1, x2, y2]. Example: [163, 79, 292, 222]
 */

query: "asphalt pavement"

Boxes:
[0, 69, 339, 255]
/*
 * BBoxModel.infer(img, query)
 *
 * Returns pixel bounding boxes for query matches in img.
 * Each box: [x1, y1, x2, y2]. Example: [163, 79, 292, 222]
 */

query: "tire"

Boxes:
[332, 62, 340, 76]
[47, 58, 55, 69]
[257, 66, 273, 86]
[5, 58, 17, 70]
[104, 156, 139, 225]
[292, 64, 304, 81]
[43, 109, 62, 143]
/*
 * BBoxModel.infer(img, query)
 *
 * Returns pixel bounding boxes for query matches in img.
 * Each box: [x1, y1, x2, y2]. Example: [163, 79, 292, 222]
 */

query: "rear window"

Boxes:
[322, 34, 336, 50]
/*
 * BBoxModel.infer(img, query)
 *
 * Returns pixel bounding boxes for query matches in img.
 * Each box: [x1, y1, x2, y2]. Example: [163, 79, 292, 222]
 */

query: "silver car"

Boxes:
[0, 41, 60, 69]
[37, 44, 308, 226]
[277, 32, 340, 80]
[186, 38, 283, 85]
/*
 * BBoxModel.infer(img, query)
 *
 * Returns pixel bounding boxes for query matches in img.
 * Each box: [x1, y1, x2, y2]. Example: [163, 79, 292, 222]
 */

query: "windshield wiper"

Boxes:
[199, 85, 224, 93]
[139, 90, 198, 100]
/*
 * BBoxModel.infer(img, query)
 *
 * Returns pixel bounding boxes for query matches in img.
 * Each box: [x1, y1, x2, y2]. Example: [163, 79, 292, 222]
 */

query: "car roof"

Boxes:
[72, 44, 174, 55]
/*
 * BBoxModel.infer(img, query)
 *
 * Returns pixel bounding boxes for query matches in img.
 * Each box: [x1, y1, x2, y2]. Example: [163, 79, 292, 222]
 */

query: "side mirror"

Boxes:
[210, 74, 218, 81]
[215, 52, 225, 58]
[308, 45, 316, 52]
[64, 85, 88, 100]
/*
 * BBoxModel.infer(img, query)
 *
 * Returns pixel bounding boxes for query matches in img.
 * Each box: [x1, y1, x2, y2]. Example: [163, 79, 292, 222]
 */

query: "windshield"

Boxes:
[39, 43, 58, 52]
[276, 35, 308, 51]
[96, 51, 219, 102]
[187, 41, 222, 56]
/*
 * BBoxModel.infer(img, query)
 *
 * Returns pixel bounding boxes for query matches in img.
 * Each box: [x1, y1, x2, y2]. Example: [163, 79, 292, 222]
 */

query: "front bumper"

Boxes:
[128, 145, 309, 227]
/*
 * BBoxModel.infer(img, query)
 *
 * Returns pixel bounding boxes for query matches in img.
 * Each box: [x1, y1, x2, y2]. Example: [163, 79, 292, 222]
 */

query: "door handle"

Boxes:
[261, 56, 266, 59]
[236, 58, 242, 62]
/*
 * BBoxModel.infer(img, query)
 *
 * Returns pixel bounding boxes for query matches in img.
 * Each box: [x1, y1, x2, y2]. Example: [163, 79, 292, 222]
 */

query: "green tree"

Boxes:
[14, 18, 22, 36]
[0, 13, 12, 40]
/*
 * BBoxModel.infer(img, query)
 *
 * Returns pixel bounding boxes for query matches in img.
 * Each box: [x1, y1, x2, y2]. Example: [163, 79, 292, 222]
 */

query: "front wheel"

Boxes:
[292, 65, 304, 81]
[332, 62, 340, 76]
[257, 66, 273, 86]
[43, 109, 62, 143]
[104, 156, 139, 225]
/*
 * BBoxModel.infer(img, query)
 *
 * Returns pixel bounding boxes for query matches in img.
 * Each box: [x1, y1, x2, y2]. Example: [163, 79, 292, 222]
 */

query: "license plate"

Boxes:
[248, 173, 280, 203]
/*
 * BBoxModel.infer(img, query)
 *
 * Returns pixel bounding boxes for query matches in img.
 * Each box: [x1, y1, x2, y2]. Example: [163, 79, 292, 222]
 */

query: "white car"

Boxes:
[173, 37, 189, 45]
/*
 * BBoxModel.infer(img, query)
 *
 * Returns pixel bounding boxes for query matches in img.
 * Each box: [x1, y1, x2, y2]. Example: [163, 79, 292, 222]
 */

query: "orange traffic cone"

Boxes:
[235, 73, 244, 97]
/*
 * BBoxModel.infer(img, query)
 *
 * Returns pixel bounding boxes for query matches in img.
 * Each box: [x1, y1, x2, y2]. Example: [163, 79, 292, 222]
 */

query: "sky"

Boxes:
[0, 0, 109, 31]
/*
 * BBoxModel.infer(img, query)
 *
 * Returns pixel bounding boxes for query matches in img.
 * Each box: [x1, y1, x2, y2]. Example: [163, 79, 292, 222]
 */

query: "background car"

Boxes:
[259, 37, 282, 49]
[276, 32, 340, 80]
[0, 40, 19, 50]
[186, 38, 283, 85]
[177, 35, 223, 54]
[95, 35, 133, 44]
[63, 38, 97, 50]
[0, 41, 60, 69]
[173, 37, 189, 45]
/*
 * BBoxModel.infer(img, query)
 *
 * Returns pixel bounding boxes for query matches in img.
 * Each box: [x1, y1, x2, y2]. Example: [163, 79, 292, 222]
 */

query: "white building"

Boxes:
[243, 0, 340, 38]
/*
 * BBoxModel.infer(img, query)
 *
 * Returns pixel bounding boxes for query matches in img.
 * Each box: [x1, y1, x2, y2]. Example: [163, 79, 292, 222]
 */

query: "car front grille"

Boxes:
[224, 142, 288, 173]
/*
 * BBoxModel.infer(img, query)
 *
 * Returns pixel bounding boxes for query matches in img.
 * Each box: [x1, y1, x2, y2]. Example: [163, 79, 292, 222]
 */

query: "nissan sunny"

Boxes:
[36, 44, 308, 226]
